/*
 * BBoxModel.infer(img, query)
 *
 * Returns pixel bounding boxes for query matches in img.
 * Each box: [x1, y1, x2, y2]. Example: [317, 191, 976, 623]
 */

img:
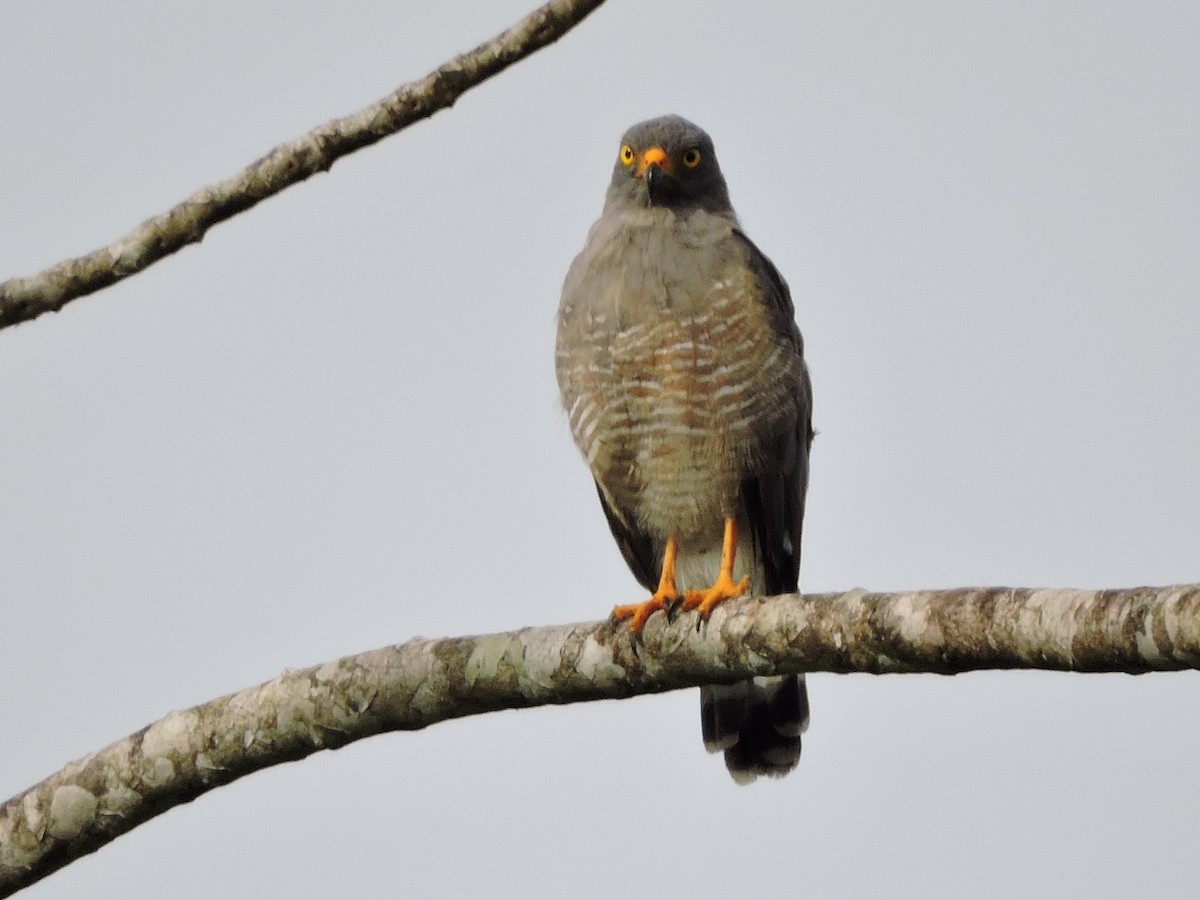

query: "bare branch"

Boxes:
[0, 0, 606, 331]
[2, 583, 1197, 894]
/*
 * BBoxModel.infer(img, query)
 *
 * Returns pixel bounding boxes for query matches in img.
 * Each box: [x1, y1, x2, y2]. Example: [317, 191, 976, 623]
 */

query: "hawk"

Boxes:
[555, 115, 814, 782]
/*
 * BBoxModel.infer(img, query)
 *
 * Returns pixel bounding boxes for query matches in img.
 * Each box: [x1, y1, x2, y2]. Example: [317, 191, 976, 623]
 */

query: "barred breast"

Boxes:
[556, 207, 803, 550]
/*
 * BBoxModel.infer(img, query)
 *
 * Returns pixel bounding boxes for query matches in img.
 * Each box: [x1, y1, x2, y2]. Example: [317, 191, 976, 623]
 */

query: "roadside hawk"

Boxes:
[555, 115, 814, 783]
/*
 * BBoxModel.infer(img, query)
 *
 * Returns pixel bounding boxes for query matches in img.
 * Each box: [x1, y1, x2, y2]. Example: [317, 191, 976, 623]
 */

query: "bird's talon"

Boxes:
[681, 567, 752, 620]
[611, 596, 669, 636]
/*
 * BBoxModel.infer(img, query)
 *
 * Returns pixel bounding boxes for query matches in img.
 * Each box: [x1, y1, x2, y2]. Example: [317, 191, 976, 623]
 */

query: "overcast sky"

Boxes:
[3, 2, 1199, 897]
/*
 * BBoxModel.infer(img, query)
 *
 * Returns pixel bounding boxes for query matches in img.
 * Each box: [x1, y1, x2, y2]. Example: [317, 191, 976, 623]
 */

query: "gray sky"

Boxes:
[3, 2, 1199, 897]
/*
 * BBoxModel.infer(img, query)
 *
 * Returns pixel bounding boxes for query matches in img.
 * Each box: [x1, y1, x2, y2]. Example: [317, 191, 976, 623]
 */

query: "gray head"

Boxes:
[604, 115, 734, 215]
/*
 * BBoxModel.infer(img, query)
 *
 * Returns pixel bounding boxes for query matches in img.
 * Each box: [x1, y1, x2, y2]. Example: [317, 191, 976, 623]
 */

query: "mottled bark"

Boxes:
[0, 0, 606, 330]
[2, 583, 1197, 895]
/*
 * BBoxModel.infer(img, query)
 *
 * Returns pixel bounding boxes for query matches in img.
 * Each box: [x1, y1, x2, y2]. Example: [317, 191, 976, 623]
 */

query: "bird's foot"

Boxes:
[681, 573, 751, 622]
[611, 589, 680, 636]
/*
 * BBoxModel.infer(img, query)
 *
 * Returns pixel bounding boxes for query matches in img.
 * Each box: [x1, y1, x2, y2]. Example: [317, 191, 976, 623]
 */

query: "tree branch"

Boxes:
[0, 0, 606, 331]
[2, 583, 1197, 894]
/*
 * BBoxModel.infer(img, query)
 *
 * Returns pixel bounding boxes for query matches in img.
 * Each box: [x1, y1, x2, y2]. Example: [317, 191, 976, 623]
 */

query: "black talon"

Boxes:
[663, 595, 684, 621]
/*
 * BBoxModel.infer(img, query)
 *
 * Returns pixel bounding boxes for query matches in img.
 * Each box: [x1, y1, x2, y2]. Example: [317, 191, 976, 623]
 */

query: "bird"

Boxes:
[555, 115, 814, 783]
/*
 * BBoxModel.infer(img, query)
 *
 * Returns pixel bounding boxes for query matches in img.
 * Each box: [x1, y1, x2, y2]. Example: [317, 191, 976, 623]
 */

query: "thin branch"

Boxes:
[2, 583, 1198, 895]
[0, 0, 606, 331]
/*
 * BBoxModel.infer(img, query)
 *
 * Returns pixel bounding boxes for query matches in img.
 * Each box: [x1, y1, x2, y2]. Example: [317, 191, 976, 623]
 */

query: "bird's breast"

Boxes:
[556, 216, 801, 543]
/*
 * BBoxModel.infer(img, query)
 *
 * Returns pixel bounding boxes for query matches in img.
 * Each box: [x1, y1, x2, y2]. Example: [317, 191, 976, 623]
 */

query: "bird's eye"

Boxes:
[620, 144, 635, 166]
[682, 148, 702, 168]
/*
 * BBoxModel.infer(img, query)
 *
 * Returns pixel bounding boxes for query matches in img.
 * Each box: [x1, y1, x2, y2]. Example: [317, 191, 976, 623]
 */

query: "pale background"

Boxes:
[3, 2, 1198, 897]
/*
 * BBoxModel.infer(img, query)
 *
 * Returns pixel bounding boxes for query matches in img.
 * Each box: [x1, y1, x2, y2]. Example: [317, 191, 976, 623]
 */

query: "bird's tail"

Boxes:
[700, 674, 808, 784]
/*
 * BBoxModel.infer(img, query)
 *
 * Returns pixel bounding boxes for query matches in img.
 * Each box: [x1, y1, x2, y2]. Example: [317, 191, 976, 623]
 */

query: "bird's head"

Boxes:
[605, 115, 733, 214]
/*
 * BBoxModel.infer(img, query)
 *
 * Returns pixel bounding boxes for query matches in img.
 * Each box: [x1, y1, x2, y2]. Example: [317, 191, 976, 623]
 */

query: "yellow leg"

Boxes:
[612, 538, 680, 634]
[681, 517, 751, 620]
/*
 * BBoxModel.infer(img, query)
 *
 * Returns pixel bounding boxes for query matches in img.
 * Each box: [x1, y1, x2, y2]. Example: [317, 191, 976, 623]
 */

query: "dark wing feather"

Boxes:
[699, 231, 813, 783]
[731, 230, 813, 595]
[594, 481, 662, 594]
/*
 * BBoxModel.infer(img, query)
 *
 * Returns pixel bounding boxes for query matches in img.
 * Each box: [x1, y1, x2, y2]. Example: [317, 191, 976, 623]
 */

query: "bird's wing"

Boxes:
[593, 480, 662, 595]
[731, 230, 813, 596]
[700, 231, 812, 782]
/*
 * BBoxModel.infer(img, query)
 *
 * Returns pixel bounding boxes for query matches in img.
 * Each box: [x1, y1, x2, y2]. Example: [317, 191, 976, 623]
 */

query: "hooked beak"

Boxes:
[636, 146, 669, 177]
[644, 165, 664, 204]
[637, 146, 669, 204]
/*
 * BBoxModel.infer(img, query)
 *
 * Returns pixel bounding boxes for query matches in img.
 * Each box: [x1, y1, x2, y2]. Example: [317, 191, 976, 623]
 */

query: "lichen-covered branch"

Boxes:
[2, 582, 1197, 894]
[0, 0, 606, 331]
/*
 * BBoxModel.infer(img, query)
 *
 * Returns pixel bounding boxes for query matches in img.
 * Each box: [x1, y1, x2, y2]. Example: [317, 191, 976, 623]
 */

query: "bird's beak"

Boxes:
[637, 146, 670, 204]
[636, 146, 669, 177]
[644, 164, 664, 203]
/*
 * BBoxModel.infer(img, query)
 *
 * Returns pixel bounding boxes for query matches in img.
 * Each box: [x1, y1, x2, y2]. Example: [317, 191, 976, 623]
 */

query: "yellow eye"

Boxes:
[682, 148, 702, 168]
[620, 144, 635, 166]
